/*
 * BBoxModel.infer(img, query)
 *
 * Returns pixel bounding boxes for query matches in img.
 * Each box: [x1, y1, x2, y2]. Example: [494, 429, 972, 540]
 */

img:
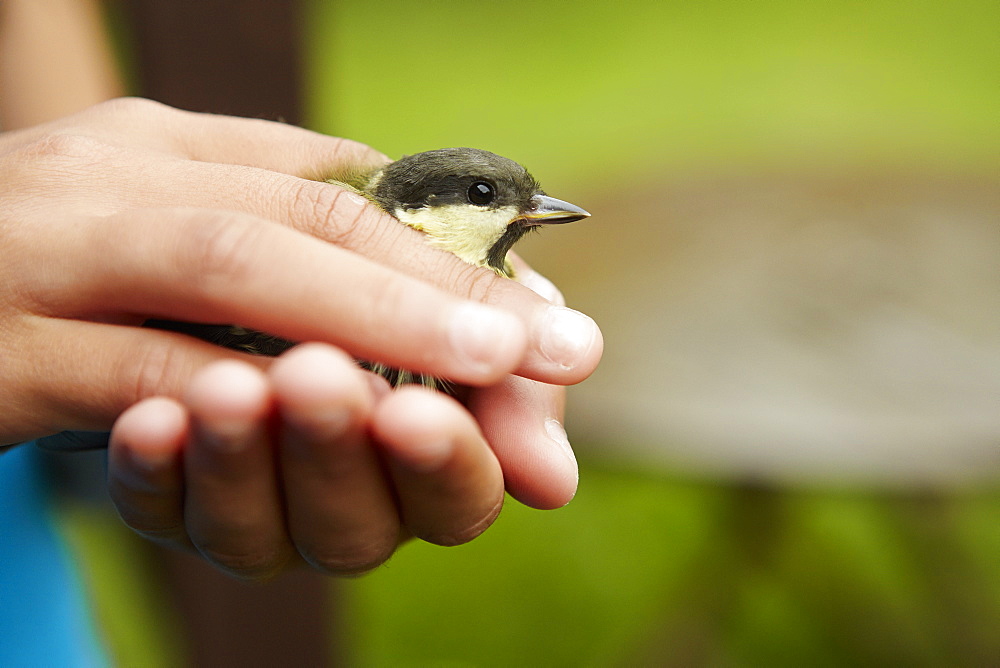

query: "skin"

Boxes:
[0, 0, 123, 129]
[0, 99, 603, 578]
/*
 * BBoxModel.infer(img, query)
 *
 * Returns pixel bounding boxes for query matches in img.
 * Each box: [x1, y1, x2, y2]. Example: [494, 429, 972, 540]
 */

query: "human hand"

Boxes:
[110, 343, 511, 578]
[0, 98, 601, 556]
[109, 257, 583, 578]
[109, 266, 584, 579]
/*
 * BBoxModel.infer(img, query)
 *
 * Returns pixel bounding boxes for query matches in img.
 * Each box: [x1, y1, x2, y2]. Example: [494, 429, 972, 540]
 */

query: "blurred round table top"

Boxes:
[525, 171, 1000, 487]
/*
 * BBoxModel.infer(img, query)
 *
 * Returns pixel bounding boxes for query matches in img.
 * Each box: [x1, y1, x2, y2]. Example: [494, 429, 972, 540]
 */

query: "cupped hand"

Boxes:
[110, 344, 511, 578]
[0, 98, 602, 571]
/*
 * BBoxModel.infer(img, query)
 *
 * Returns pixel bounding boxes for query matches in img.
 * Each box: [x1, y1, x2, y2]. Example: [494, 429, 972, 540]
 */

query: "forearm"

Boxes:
[0, 0, 123, 130]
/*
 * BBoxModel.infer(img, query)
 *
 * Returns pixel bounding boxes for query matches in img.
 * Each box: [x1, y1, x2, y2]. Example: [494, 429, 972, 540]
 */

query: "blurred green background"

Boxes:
[302, 1, 1000, 664]
[306, 0, 998, 182]
[69, 0, 999, 665]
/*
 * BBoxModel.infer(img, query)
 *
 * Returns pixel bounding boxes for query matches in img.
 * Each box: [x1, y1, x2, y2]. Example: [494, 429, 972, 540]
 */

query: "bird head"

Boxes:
[364, 148, 589, 275]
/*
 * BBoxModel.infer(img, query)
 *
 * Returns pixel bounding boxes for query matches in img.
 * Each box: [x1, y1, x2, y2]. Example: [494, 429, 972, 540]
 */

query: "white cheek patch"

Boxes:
[394, 204, 519, 267]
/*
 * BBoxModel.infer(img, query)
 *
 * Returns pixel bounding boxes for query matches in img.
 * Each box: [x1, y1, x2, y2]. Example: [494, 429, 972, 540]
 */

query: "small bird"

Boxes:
[333, 147, 589, 278]
[150, 147, 590, 387]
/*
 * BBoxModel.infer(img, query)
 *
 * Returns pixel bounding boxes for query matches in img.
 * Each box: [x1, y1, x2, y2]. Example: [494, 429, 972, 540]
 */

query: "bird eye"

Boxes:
[467, 181, 495, 206]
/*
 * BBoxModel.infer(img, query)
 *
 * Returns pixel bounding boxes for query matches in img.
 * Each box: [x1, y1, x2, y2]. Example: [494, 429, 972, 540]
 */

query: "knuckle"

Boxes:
[294, 180, 374, 247]
[176, 213, 266, 300]
[307, 137, 388, 181]
[117, 510, 184, 543]
[328, 137, 381, 165]
[12, 132, 122, 173]
[417, 500, 503, 547]
[1, 135, 130, 218]
[364, 273, 414, 331]
[290, 180, 339, 238]
[302, 538, 396, 576]
[108, 488, 183, 540]
[93, 96, 172, 121]
[116, 338, 188, 406]
[448, 260, 502, 304]
[197, 543, 293, 581]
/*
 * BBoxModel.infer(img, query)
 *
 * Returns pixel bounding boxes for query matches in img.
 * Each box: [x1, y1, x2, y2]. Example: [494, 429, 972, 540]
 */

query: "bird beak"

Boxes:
[522, 194, 591, 225]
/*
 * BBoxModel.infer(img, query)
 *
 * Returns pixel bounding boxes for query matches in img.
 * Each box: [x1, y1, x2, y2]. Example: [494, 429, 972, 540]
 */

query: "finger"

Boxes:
[192, 168, 603, 386]
[6, 316, 268, 442]
[270, 344, 400, 575]
[372, 387, 504, 546]
[468, 376, 578, 510]
[182, 361, 294, 580]
[167, 167, 602, 386]
[7, 115, 601, 386]
[30, 208, 529, 386]
[509, 255, 567, 307]
[57, 97, 390, 177]
[219, 177, 602, 385]
[7, 120, 601, 385]
[107, 397, 189, 545]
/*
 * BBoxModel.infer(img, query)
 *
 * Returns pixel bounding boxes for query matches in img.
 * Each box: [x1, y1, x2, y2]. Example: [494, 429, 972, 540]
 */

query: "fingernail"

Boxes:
[338, 190, 369, 209]
[539, 306, 599, 370]
[448, 303, 524, 376]
[544, 418, 575, 461]
[545, 418, 579, 496]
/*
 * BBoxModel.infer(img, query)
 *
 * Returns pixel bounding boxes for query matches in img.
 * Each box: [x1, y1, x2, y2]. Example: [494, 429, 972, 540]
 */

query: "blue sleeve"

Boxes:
[0, 445, 110, 667]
